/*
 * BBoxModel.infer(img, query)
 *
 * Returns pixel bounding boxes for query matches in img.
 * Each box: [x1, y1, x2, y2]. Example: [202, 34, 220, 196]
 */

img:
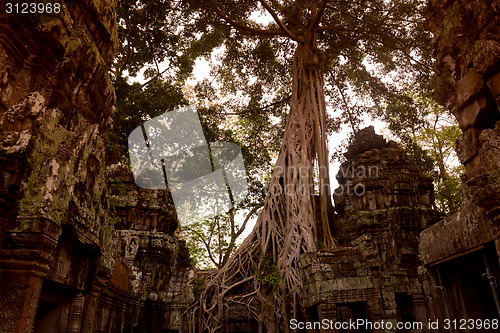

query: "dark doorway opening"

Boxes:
[33, 299, 66, 333]
[395, 293, 415, 332]
[336, 302, 371, 333]
[33, 282, 70, 333]
[434, 244, 500, 332]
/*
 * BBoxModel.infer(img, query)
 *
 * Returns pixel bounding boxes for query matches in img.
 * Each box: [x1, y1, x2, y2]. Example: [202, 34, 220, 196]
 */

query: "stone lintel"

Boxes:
[419, 210, 498, 265]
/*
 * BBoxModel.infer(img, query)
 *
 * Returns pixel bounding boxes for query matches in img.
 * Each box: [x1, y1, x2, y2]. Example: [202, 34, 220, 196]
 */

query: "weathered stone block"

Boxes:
[419, 209, 497, 265]
[455, 95, 495, 130]
[471, 39, 500, 76]
[487, 71, 500, 99]
[464, 154, 484, 179]
[456, 69, 485, 108]
[456, 127, 481, 164]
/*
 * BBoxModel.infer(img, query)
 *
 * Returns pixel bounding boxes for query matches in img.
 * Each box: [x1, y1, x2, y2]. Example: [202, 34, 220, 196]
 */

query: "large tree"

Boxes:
[109, 0, 284, 277]
[183, 0, 432, 331]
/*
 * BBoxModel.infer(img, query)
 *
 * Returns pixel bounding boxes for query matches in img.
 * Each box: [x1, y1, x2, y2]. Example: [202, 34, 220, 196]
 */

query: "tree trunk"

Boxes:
[192, 42, 333, 332]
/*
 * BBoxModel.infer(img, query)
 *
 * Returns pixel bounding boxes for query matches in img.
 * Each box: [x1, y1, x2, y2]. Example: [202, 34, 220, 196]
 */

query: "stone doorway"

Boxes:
[33, 282, 71, 333]
[336, 302, 371, 333]
[395, 293, 415, 330]
[434, 245, 500, 331]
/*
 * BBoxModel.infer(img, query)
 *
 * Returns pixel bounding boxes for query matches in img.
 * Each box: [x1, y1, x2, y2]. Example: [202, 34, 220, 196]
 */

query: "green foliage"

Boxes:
[383, 91, 463, 215]
[416, 118, 463, 215]
[184, 1, 434, 165]
[106, 177, 128, 231]
[105, 215, 120, 228]
[107, 176, 128, 208]
[183, 218, 228, 269]
[256, 256, 283, 288]
[110, 77, 188, 164]
[183, 212, 240, 269]
[192, 277, 205, 300]
[110, 0, 219, 164]
[109, 177, 128, 196]
[114, 0, 206, 79]
[110, 0, 280, 178]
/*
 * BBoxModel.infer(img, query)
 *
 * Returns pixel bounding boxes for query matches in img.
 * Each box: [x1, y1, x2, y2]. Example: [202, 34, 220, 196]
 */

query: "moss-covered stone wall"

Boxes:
[0, 1, 119, 332]
[0, 2, 195, 332]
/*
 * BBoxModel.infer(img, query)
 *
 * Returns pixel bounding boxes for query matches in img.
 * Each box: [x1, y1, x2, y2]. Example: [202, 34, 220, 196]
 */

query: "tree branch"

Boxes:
[185, 225, 219, 268]
[128, 67, 170, 94]
[221, 205, 263, 267]
[270, 0, 285, 12]
[259, 0, 304, 43]
[235, 205, 262, 239]
[308, 0, 328, 33]
[220, 95, 291, 116]
[325, 4, 377, 28]
[199, 0, 285, 37]
[216, 215, 223, 267]
[324, 4, 432, 72]
[331, 74, 358, 134]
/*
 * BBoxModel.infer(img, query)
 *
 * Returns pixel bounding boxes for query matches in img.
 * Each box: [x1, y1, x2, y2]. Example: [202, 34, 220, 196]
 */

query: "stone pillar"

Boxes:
[66, 292, 84, 333]
[80, 277, 104, 333]
[0, 274, 43, 333]
[318, 303, 337, 333]
[0, 218, 61, 333]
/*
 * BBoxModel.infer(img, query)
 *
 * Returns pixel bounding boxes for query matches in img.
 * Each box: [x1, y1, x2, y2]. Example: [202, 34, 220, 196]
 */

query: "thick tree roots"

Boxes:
[187, 43, 332, 332]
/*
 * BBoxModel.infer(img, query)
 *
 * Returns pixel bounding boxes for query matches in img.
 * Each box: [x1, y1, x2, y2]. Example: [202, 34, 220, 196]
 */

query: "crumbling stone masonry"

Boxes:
[0, 1, 118, 331]
[418, 0, 500, 326]
[300, 1, 500, 331]
[301, 127, 442, 332]
[106, 165, 194, 332]
[0, 2, 193, 332]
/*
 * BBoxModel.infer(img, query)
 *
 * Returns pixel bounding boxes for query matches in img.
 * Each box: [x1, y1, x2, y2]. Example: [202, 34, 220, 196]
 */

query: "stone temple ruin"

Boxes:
[0, 2, 193, 332]
[418, 0, 500, 325]
[300, 126, 443, 328]
[1, 0, 500, 332]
